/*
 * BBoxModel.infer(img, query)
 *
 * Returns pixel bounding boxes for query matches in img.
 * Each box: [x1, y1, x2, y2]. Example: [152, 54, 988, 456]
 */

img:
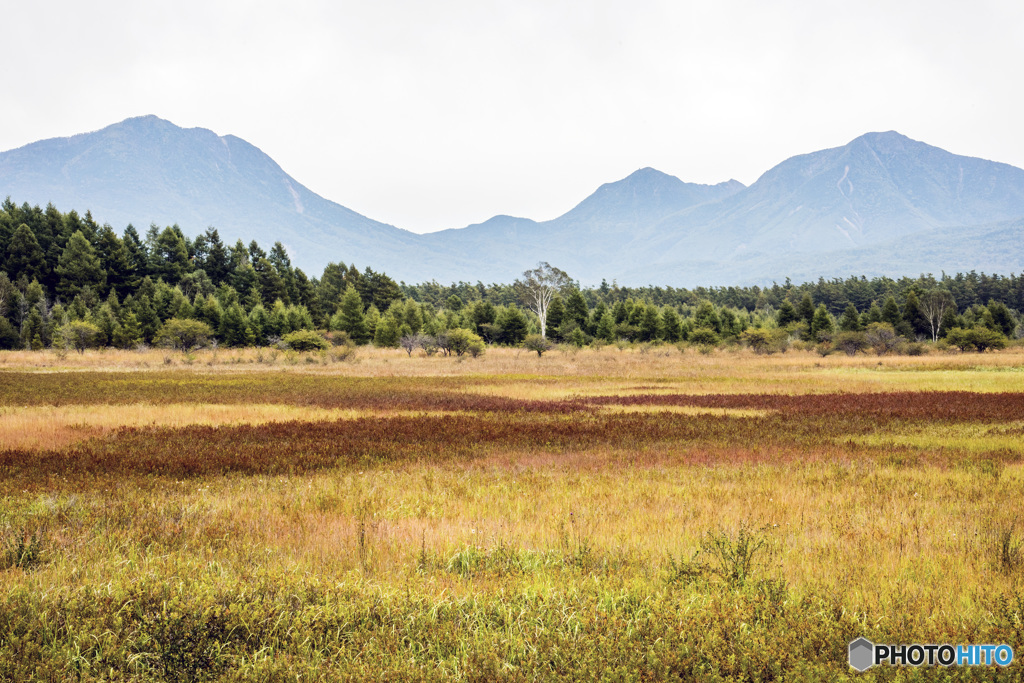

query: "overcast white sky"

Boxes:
[4, 0, 1023, 233]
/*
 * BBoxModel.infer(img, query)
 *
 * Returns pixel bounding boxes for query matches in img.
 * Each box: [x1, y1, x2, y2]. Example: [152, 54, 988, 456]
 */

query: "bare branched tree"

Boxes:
[515, 262, 571, 339]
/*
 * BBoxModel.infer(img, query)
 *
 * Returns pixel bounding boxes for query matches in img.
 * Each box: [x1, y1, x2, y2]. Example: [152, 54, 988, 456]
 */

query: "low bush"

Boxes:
[282, 330, 330, 352]
[523, 334, 553, 357]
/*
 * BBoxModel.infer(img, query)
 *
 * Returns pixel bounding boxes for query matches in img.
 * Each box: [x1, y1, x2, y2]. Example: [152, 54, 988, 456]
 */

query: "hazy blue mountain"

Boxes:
[0, 116, 477, 278]
[421, 168, 746, 281]
[643, 132, 1024, 279]
[423, 132, 1024, 284]
[2, 118, 1023, 286]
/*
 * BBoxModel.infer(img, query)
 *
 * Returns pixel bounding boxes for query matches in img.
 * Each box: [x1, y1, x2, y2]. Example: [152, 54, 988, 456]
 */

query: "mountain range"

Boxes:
[2, 115, 1023, 286]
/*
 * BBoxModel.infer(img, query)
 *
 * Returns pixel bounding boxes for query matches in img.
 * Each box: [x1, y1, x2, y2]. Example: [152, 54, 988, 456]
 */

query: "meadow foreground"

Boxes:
[0, 346, 1022, 681]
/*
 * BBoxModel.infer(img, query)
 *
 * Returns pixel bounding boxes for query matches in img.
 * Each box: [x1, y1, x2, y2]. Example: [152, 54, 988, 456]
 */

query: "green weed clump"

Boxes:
[0, 528, 45, 571]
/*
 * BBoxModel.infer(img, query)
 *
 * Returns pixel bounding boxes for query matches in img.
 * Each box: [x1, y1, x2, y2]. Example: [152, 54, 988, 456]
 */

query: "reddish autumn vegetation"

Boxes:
[0, 371, 579, 414]
[4, 389, 1023, 479]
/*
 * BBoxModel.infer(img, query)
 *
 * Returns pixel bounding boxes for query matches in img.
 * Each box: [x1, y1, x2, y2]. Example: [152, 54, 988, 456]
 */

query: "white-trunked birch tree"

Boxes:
[516, 262, 571, 339]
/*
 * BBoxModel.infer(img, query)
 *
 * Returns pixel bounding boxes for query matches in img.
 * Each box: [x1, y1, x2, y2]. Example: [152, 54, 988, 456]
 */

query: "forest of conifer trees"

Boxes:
[1, 198, 1021, 353]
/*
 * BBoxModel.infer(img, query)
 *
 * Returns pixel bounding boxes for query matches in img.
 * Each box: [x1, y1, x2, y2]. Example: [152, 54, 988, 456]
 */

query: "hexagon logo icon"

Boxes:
[849, 637, 874, 671]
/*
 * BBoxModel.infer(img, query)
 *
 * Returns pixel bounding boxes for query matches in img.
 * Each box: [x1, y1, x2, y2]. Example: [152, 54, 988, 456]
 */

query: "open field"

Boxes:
[1, 347, 1023, 680]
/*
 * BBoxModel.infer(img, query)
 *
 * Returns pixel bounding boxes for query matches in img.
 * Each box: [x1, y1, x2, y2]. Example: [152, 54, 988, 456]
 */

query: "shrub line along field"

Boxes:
[1, 347, 1023, 680]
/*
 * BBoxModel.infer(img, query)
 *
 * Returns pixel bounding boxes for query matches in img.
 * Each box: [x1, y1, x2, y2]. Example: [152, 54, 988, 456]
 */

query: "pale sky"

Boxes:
[4, 0, 1024, 233]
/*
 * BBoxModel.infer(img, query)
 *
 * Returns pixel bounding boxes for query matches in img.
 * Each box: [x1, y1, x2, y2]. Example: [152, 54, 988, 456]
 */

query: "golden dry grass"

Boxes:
[3, 344, 1024, 396]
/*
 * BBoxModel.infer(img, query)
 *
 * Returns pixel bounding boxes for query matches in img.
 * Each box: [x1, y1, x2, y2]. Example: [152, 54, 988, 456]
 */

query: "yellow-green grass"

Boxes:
[2, 346, 1024, 406]
[850, 420, 1024, 454]
[3, 345, 1024, 394]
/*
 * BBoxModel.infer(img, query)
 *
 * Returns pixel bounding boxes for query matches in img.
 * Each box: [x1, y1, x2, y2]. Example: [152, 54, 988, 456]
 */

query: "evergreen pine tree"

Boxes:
[797, 294, 815, 326]
[248, 304, 270, 345]
[837, 303, 861, 332]
[881, 296, 902, 327]
[201, 295, 223, 331]
[862, 302, 884, 326]
[374, 311, 401, 348]
[21, 308, 44, 349]
[661, 306, 682, 342]
[255, 257, 287, 306]
[590, 301, 608, 335]
[114, 311, 142, 348]
[693, 301, 721, 333]
[364, 305, 381, 340]
[286, 305, 314, 331]
[149, 227, 190, 284]
[134, 295, 161, 343]
[595, 309, 616, 342]
[202, 228, 231, 285]
[563, 289, 589, 329]
[494, 305, 529, 345]
[92, 304, 118, 346]
[545, 296, 565, 341]
[777, 299, 799, 327]
[810, 304, 834, 340]
[403, 299, 424, 334]
[269, 242, 297, 303]
[336, 285, 369, 343]
[5, 224, 45, 282]
[152, 280, 176, 321]
[56, 230, 105, 300]
[902, 291, 928, 338]
[231, 263, 261, 306]
[121, 225, 147, 288]
[987, 300, 1016, 337]
[638, 305, 662, 342]
[268, 300, 289, 337]
[719, 308, 739, 337]
[96, 225, 131, 298]
[219, 302, 250, 347]
[612, 300, 628, 325]
[293, 269, 317, 317]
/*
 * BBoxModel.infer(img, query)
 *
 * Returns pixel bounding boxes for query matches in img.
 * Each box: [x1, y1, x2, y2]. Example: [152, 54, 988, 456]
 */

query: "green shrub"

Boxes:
[689, 327, 719, 352]
[946, 326, 1009, 352]
[440, 328, 485, 357]
[833, 331, 869, 356]
[55, 321, 101, 354]
[523, 334, 553, 357]
[282, 330, 330, 351]
[740, 328, 788, 354]
[864, 322, 903, 355]
[154, 318, 214, 352]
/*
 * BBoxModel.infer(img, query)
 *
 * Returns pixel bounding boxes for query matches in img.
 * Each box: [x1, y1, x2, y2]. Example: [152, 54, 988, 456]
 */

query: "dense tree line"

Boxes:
[2, 198, 1021, 353]
[0, 199, 406, 350]
[403, 273, 1024, 322]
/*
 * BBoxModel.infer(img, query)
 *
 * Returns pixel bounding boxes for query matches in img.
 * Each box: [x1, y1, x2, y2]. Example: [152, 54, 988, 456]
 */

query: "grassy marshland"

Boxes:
[0, 346, 1022, 681]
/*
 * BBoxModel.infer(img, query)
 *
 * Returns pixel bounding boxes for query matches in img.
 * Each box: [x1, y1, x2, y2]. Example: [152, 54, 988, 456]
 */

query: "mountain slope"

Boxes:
[421, 168, 746, 282]
[0, 116, 471, 279]
[2, 119, 1023, 286]
[647, 131, 1024, 266]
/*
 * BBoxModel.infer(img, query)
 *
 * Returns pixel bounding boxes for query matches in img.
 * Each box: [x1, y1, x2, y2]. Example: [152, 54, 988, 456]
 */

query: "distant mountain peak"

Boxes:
[847, 130, 920, 155]
[3, 118, 1023, 286]
[623, 167, 674, 181]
